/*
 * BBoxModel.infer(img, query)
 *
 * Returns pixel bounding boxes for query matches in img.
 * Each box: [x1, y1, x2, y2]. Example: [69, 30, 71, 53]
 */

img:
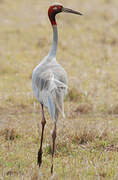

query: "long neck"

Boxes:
[48, 25, 58, 58]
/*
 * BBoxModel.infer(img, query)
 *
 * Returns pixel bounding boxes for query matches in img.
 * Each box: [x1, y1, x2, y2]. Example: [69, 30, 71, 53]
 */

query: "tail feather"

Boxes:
[39, 70, 67, 121]
[47, 80, 67, 121]
[53, 90, 65, 118]
[47, 96, 55, 120]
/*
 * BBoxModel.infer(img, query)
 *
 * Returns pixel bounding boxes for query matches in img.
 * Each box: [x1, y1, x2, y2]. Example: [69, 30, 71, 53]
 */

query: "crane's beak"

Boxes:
[62, 7, 83, 15]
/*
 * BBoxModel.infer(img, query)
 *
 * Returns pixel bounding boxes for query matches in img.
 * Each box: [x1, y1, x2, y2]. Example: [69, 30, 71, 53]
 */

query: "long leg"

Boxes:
[37, 104, 46, 167]
[51, 121, 57, 174]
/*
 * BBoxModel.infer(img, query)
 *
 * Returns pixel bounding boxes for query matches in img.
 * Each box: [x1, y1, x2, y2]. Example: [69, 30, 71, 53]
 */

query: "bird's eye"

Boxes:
[53, 7, 57, 10]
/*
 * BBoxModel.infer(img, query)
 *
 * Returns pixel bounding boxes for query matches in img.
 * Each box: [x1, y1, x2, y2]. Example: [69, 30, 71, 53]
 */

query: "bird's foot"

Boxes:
[51, 164, 53, 174]
[37, 149, 42, 167]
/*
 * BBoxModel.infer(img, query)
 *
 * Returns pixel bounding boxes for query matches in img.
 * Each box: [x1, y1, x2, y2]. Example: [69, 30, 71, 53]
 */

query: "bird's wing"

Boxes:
[37, 69, 68, 121]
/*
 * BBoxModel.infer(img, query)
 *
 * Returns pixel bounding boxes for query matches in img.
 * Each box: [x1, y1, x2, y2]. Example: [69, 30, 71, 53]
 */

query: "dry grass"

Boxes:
[1, 0, 118, 179]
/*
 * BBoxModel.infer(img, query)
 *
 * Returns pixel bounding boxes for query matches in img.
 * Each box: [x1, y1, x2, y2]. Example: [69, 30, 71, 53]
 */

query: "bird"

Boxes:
[32, 3, 82, 174]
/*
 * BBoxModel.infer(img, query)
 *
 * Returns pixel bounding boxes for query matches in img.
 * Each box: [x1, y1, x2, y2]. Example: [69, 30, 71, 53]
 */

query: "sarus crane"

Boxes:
[32, 3, 82, 174]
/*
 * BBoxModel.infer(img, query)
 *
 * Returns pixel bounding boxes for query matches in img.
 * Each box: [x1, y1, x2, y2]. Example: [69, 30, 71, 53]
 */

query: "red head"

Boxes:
[48, 3, 83, 26]
[48, 4, 63, 25]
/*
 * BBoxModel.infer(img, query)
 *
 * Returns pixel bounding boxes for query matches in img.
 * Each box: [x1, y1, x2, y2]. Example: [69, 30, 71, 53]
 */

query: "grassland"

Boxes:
[1, 0, 118, 179]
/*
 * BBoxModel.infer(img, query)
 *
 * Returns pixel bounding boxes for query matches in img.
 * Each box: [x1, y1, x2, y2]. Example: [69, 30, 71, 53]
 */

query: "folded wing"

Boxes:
[33, 68, 68, 121]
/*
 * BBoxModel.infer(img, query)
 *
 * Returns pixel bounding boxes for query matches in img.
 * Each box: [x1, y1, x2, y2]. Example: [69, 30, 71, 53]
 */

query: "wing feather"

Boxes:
[32, 59, 68, 121]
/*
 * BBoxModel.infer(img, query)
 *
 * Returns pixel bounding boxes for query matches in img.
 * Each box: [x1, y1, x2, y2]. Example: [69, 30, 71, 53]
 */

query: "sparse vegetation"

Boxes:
[1, 0, 118, 179]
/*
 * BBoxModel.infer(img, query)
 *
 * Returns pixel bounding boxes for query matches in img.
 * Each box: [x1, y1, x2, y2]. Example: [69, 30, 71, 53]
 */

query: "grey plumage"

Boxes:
[32, 55, 68, 121]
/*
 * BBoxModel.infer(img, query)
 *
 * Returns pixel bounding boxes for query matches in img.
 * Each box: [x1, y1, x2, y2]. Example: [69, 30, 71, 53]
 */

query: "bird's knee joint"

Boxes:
[41, 119, 46, 126]
[52, 131, 56, 140]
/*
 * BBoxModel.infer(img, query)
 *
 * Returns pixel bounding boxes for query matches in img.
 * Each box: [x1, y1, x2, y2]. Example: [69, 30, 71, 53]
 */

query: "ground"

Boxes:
[1, 0, 118, 179]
